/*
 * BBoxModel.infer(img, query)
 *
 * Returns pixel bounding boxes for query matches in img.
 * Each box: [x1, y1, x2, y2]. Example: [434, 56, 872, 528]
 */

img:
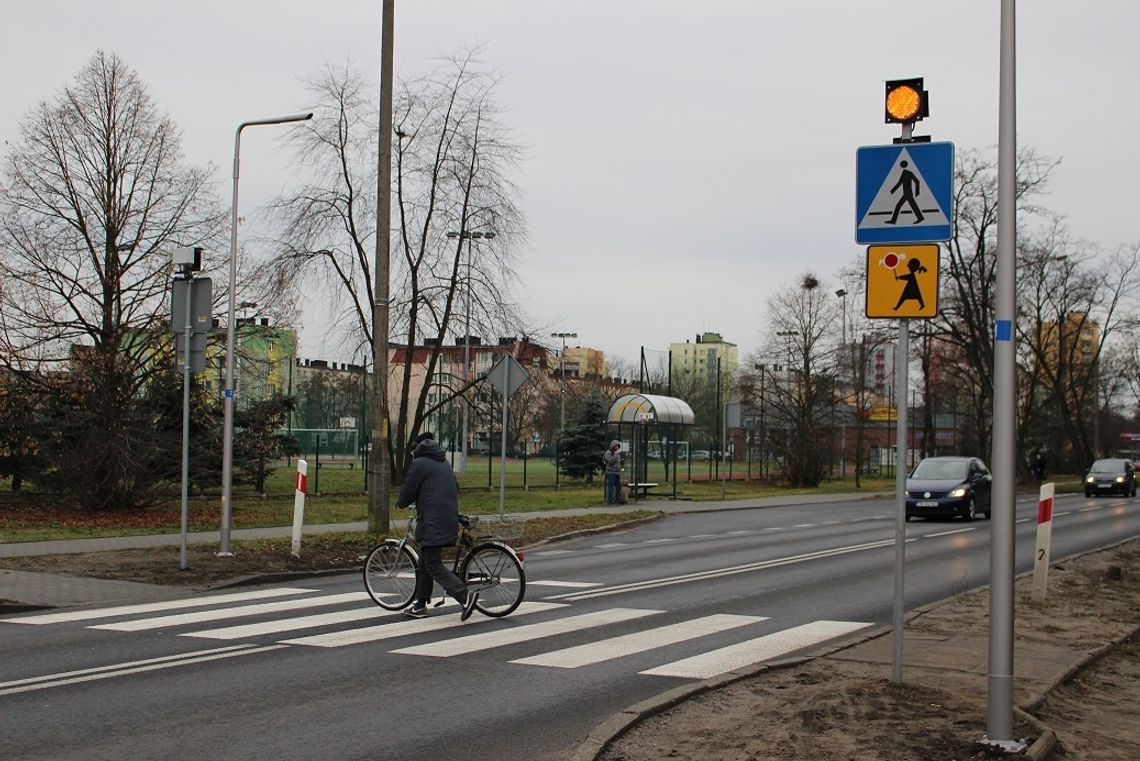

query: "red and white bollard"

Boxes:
[291, 460, 308, 558]
[1031, 481, 1054, 602]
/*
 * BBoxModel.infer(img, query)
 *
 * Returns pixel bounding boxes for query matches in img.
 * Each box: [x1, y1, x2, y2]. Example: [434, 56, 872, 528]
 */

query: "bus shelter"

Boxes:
[607, 393, 695, 500]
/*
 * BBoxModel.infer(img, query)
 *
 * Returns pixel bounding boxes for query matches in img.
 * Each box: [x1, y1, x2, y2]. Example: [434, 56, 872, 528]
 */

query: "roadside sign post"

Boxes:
[1031, 482, 1055, 602]
[857, 91, 952, 686]
[487, 355, 529, 520]
[170, 247, 208, 572]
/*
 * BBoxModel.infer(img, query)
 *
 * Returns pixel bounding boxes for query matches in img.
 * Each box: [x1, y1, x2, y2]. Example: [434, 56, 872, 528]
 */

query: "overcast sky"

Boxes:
[3, 1, 1136, 369]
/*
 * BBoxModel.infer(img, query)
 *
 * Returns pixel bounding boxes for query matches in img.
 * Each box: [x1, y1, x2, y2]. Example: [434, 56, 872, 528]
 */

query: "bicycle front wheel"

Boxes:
[460, 543, 525, 617]
[363, 540, 418, 610]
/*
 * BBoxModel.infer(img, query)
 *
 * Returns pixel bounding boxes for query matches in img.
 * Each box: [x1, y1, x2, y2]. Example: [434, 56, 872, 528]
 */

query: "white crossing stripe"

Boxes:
[525, 580, 602, 588]
[0, 588, 315, 625]
[392, 608, 663, 658]
[89, 592, 371, 632]
[183, 604, 399, 640]
[640, 620, 872, 679]
[510, 614, 764, 669]
[281, 601, 566, 648]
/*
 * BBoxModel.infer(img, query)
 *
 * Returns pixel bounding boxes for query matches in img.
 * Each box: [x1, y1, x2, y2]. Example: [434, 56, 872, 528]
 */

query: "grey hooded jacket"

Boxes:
[396, 438, 460, 547]
[602, 440, 622, 475]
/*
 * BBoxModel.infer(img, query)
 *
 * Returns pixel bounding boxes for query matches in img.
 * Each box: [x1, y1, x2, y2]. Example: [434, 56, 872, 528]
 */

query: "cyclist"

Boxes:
[395, 431, 479, 620]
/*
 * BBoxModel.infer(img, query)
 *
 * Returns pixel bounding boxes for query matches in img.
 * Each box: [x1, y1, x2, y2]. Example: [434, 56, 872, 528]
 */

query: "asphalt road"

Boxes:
[2, 492, 1137, 761]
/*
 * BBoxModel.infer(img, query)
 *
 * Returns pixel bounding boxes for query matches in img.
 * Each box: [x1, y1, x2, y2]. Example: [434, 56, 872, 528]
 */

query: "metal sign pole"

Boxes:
[891, 318, 909, 682]
[499, 361, 510, 521]
[179, 273, 193, 571]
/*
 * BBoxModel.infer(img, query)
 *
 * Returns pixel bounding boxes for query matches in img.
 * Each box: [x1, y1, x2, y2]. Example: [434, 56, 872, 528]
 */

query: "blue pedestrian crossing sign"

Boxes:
[855, 142, 954, 244]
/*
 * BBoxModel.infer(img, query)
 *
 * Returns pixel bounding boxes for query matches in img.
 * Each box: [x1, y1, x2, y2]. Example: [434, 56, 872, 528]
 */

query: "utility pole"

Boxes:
[368, 0, 394, 534]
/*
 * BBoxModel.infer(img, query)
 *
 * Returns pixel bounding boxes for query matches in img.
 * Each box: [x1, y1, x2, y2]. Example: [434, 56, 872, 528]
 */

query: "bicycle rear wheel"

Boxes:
[460, 543, 525, 617]
[363, 540, 418, 610]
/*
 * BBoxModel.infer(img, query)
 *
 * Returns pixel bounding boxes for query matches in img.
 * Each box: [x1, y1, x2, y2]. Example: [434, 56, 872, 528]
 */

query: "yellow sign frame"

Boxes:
[865, 244, 939, 319]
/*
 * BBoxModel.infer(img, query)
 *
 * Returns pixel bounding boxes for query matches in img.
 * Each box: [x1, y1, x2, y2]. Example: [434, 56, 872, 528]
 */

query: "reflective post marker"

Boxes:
[1031, 482, 1055, 602]
[291, 460, 308, 558]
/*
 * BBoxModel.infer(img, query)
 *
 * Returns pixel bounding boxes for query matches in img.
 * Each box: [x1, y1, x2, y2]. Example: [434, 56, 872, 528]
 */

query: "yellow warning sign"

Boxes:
[865, 245, 939, 319]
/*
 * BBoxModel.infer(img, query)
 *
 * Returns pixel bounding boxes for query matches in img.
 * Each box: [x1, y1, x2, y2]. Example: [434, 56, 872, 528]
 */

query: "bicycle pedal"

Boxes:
[432, 598, 446, 608]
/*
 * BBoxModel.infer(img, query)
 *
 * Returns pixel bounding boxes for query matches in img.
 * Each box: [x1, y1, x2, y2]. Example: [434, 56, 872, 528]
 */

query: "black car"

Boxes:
[905, 456, 993, 522]
[1084, 458, 1136, 497]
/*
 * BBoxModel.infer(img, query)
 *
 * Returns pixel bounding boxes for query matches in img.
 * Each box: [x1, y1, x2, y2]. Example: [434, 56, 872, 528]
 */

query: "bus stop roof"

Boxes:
[607, 393, 695, 426]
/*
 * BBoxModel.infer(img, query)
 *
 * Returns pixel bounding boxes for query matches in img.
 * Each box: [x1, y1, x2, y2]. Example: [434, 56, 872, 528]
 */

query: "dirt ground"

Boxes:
[3, 527, 1139, 760]
[600, 538, 1140, 761]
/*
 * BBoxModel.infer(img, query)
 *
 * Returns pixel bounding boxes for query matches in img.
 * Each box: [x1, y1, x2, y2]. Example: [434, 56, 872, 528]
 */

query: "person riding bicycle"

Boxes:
[395, 431, 479, 620]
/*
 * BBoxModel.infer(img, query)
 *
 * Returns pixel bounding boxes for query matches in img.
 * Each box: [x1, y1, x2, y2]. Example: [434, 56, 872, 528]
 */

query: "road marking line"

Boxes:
[0, 588, 315, 625]
[594, 543, 630, 548]
[0, 644, 284, 696]
[89, 592, 371, 631]
[392, 608, 664, 657]
[640, 620, 872, 679]
[547, 539, 895, 602]
[924, 527, 977, 538]
[510, 614, 764, 669]
[280, 601, 566, 648]
[525, 580, 602, 588]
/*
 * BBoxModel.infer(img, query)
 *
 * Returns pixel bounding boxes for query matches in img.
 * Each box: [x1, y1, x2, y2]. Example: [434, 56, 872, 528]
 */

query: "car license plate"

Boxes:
[916, 501, 938, 507]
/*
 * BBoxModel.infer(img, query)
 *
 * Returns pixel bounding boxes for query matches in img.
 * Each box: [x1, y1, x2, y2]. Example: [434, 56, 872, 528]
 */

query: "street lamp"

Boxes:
[447, 229, 496, 469]
[220, 111, 313, 557]
[551, 331, 577, 486]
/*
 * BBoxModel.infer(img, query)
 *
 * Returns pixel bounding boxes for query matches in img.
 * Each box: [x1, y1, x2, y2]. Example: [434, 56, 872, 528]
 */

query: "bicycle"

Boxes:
[362, 506, 526, 617]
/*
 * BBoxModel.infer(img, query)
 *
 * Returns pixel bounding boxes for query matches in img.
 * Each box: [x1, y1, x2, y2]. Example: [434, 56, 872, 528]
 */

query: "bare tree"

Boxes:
[0, 51, 223, 509]
[1017, 226, 1140, 468]
[260, 52, 526, 480]
[934, 147, 1056, 462]
[755, 273, 842, 486]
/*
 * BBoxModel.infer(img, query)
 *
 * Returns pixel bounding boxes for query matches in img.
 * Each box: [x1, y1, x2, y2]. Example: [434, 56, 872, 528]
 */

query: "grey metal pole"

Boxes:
[892, 318, 909, 682]
[498, 361, 509, 520]
[984, 0, 1024, 752]
[179, 271, 193, 570]
[463, 257, 470, 470]
[221, 111, 313, 556]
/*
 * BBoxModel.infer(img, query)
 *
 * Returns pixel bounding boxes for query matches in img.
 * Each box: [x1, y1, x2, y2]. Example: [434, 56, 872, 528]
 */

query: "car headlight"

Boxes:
[948, 487, 968, 498]
[1086, 476, 1095, 483]
[1117, 476, 1126, 483]
[904, 490, 911, 497]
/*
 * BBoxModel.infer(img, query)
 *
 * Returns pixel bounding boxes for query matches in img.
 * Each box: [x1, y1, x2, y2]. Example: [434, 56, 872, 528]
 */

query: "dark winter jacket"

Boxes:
[396, 438, 460, 547]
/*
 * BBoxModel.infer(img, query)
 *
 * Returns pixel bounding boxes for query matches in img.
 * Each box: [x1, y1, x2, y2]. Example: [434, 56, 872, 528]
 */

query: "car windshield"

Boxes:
[910, 460, 968, 480]
[1090, 459, 1127, 474]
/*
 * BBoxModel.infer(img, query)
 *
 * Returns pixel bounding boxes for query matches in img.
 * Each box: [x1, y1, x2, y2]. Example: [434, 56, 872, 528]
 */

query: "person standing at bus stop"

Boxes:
[603, 440, 623, 504]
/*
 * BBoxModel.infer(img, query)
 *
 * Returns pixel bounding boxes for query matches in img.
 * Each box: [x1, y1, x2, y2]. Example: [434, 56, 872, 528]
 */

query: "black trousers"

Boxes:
[413, 544, 468, 604]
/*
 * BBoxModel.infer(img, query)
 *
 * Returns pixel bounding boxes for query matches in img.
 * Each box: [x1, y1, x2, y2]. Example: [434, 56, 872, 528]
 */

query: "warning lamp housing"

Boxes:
[884, 78, 929, 124]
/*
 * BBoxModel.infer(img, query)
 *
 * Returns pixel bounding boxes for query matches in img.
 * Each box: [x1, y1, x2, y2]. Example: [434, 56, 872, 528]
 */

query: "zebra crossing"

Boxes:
[1, 583, 871, 688]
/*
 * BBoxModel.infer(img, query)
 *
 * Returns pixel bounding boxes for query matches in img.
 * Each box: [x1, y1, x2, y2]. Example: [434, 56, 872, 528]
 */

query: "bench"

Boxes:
[624, 482, 659, 500]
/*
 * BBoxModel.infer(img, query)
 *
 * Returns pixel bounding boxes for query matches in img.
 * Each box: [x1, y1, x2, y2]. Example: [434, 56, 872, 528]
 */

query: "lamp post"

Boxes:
[220, 111, 313, 557]
[551, 331, 577, 486]
[447, 229, 495, 470]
